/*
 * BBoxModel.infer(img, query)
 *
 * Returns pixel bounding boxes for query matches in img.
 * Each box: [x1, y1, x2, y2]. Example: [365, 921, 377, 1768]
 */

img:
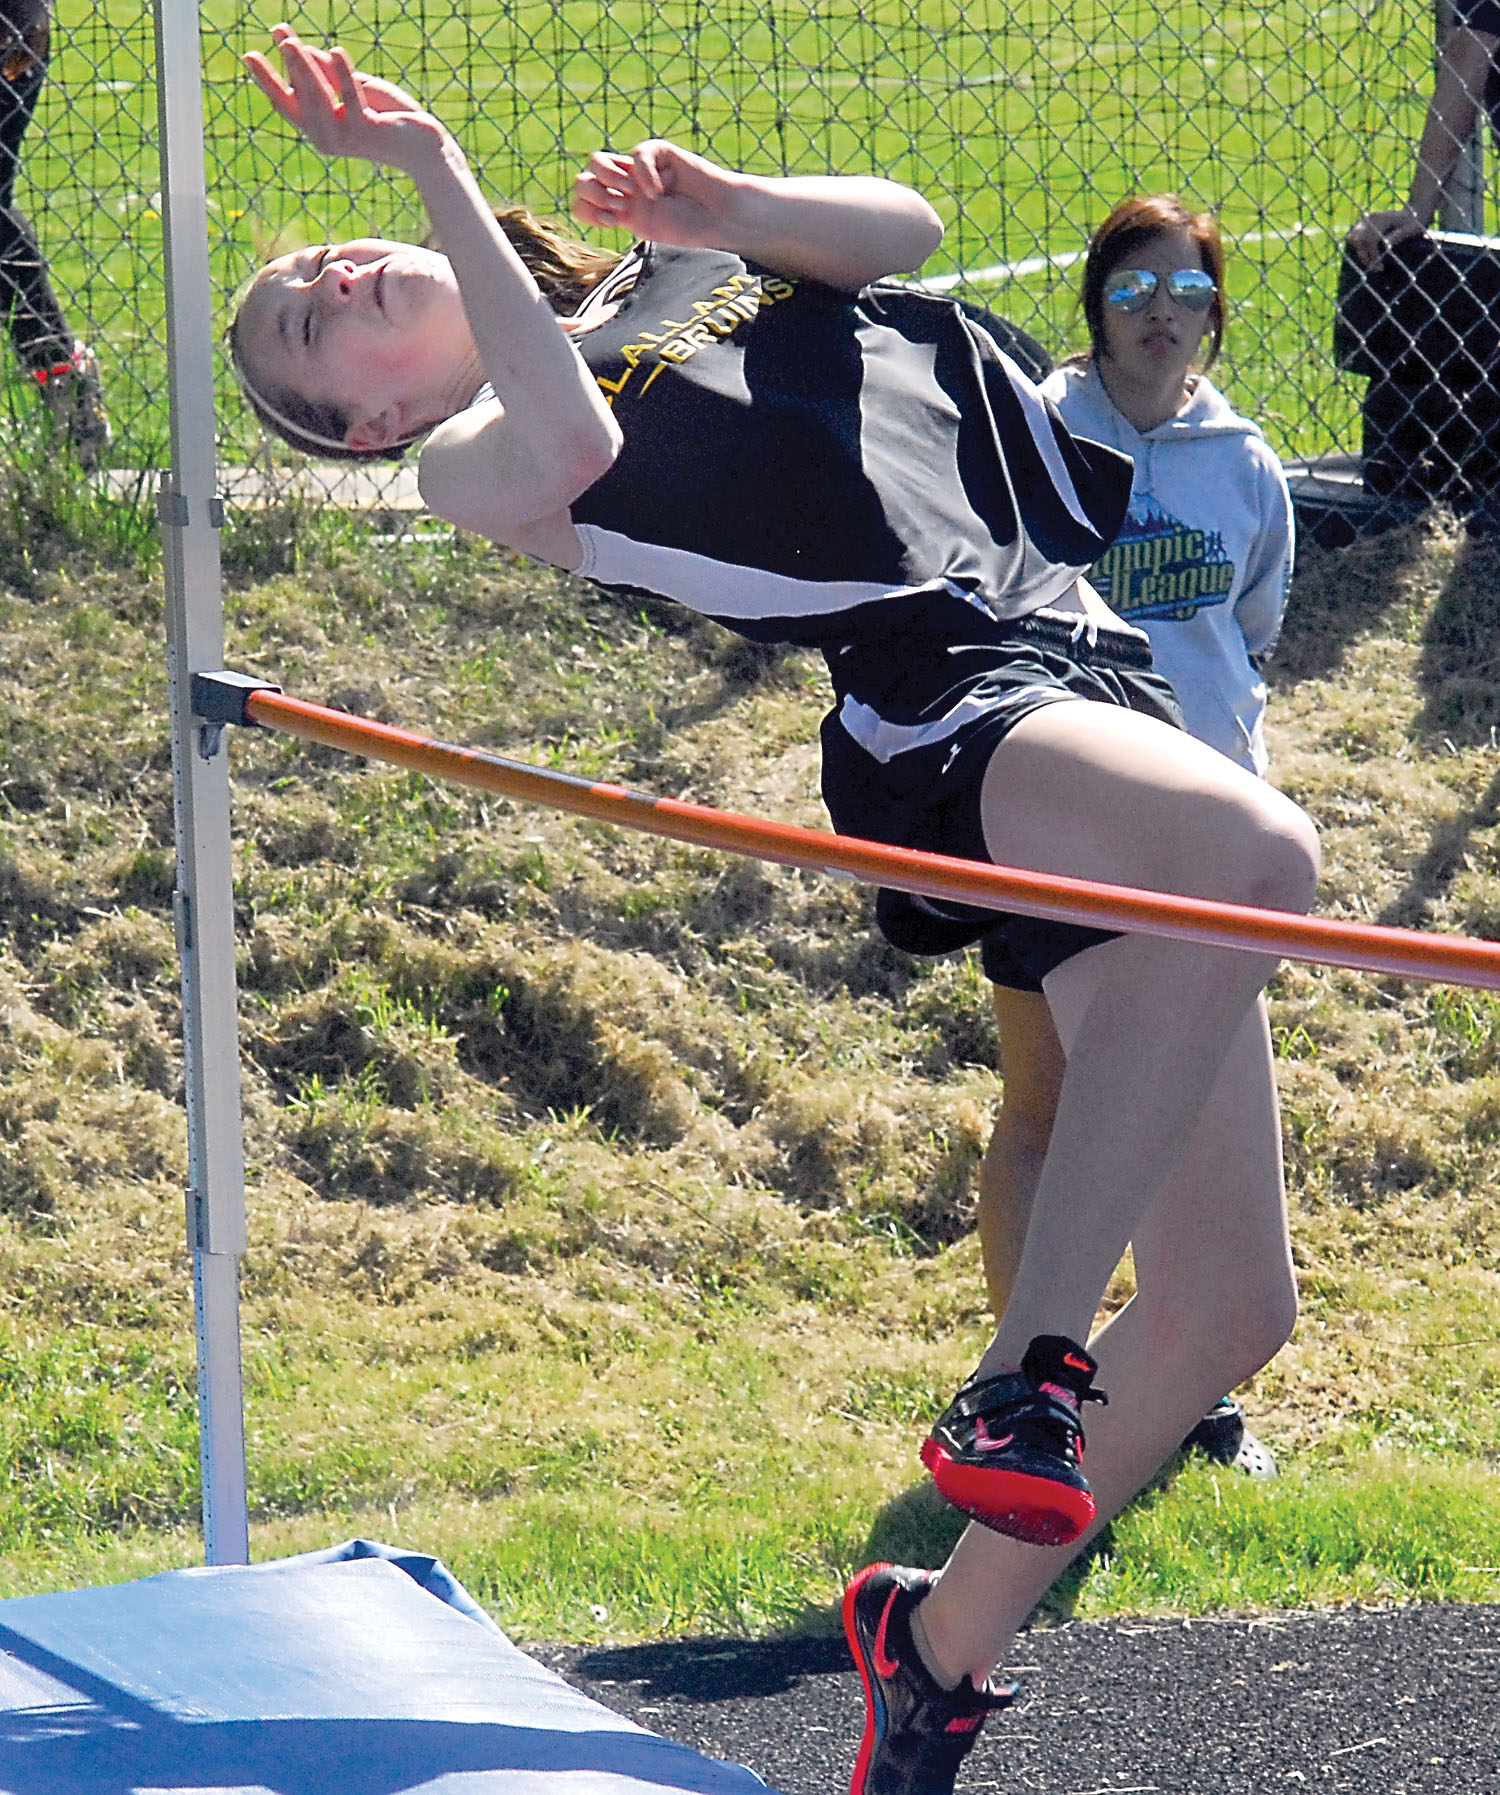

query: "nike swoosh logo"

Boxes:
[1063, 1352, 1092, 1373]
[971, 1418, 1014, 1453]
[873, 1587, 902, 1678]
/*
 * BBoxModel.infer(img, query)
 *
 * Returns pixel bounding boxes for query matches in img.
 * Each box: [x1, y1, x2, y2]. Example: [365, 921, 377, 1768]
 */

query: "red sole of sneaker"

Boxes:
[841, 1563, 895, 1795]
[920, 1437, 1094, 1546]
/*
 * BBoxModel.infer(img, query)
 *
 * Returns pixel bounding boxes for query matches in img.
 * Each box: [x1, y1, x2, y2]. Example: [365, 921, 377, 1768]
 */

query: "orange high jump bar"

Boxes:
[193, 673, 1500, 992]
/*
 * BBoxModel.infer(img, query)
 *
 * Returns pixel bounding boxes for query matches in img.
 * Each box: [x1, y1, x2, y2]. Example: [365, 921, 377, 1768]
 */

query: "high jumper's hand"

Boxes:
[244, 24, 445, 175]
[572, 141, 739, 247]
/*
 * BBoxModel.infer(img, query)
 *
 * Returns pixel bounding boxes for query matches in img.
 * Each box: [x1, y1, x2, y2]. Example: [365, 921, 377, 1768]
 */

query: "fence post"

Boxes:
[1436, 0, 1486, 233]
[153, 0, 251, 1567]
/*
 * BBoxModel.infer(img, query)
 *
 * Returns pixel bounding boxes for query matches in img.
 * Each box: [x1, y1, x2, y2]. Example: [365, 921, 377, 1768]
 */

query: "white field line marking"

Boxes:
[916, 249, 1083, 291]
[1326, 1737, 1390, 1757]
[507, 16, 1279, 99]
[914, 223, 1323, 293]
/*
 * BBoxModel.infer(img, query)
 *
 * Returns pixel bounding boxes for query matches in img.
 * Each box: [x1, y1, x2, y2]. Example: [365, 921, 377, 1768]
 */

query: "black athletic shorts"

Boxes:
[819, 594, 1185, 992]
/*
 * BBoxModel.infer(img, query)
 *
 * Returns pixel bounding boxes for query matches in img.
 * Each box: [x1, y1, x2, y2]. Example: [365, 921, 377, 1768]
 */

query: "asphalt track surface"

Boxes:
[537, 1600, 1500, 1793]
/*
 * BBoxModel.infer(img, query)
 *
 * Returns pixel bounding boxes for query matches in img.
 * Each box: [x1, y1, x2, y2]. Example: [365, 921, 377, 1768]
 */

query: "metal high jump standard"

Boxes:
[156, 0, 250, 1565]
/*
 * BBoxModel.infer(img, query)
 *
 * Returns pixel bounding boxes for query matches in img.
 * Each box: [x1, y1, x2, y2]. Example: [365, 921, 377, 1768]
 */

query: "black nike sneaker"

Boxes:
[843, 1562, 1018, 1795]
[920, 1333, 1108, 1546]
[1183, 1395, 1278, 1479]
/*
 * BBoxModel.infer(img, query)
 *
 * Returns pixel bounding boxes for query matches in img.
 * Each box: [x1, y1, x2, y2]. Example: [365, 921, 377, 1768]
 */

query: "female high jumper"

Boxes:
[233, 29, 1320, 1793]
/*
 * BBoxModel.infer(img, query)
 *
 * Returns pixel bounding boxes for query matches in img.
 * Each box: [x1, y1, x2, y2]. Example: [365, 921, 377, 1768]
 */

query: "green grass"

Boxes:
[11, 0, 1464, 465]
[0, 379, 158, 579]
[1, 1283, 1497, 1634]
[1055, 1459, 1500, 1616]
[1, 464, 1499, 1641]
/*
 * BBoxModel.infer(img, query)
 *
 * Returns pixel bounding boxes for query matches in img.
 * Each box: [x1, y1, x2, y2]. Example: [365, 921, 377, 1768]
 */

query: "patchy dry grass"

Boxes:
[0, 475, 1497, 1637]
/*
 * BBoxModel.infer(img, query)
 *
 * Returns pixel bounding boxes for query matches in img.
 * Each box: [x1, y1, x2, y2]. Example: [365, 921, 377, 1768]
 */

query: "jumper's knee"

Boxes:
[1192, 781, 1321, 920]
[1219, 1277, 1299, 1389]
[1139, 1250, 1298, 1392]
[1240, 806, 1322, 919]
[1202, 1275, 1298, 1392]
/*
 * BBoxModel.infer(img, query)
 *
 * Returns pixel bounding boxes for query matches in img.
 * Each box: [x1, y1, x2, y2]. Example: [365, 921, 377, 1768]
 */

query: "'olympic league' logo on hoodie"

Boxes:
[1089, 501, 1237, 624]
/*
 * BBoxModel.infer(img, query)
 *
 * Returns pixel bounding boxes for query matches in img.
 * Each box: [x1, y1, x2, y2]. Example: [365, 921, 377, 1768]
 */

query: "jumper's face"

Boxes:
[1097, 227, 1217, 387]
[237, 238, 470, 439]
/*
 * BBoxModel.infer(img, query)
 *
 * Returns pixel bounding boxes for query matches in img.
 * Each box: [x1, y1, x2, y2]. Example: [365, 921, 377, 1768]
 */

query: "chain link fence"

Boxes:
[3, 1, 1482, 507]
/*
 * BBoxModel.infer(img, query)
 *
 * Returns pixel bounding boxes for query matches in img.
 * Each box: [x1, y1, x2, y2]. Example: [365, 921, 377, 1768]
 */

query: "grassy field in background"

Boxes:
[0, 415, 1497, 1642]
[7, 0, 1456, 463]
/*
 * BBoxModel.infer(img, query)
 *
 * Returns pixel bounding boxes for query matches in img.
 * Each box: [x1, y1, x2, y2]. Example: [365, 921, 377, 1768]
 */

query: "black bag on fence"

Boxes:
[1334, 230, 1500, 507]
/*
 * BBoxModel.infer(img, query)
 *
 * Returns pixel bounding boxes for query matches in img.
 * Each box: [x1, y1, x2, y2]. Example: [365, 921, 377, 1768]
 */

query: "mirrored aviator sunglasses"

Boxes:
[1104, 267, 1218, 313]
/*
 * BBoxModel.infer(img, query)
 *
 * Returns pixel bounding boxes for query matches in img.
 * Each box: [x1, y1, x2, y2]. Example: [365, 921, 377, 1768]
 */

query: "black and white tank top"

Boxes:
[475, 242, 1131, 650]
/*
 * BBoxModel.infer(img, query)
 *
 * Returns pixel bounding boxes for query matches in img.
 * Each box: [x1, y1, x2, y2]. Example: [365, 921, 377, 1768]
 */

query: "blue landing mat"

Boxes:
[0, 1539, 773, 1794]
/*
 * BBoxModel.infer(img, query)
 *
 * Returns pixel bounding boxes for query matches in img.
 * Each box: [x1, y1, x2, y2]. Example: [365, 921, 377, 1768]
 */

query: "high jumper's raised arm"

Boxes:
[244, 26, 620, 542]
[571, 140, 944, 292]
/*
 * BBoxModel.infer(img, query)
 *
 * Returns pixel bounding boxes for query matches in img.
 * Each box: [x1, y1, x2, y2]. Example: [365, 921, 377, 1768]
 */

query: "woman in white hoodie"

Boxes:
[1041, 196, 1293, 774]
[977, 195, 1294, 1475]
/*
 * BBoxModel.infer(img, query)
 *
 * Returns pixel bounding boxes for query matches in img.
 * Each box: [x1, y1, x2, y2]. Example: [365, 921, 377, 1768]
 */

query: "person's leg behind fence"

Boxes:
[0, 6, 109, 465]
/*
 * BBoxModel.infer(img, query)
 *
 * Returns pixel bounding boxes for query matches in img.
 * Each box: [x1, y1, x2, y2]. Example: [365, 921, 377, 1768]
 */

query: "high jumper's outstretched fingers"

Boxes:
[242, 22, 298, 91]
[278, 38, 348, 139]
[242, 47, 296, 118]
[328, 48, 428, 123]
[244, 24, 435, 170]
[244, 27, 346, 146]
[329, 46, 367, 122]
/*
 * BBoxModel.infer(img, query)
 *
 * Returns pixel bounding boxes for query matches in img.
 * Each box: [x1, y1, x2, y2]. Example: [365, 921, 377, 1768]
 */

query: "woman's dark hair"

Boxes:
[228, 206, 624, 463]
[1080, 194, 1226, 370]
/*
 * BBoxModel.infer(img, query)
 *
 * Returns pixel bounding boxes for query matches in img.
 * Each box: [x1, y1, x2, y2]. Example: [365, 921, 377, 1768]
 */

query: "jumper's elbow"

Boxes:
[526, 399, 622, 512]
[867, 191, 943, 277]
[417, 405, 621, 544]
[558, 409, 622, 505]
[910, 197, 945, 264]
